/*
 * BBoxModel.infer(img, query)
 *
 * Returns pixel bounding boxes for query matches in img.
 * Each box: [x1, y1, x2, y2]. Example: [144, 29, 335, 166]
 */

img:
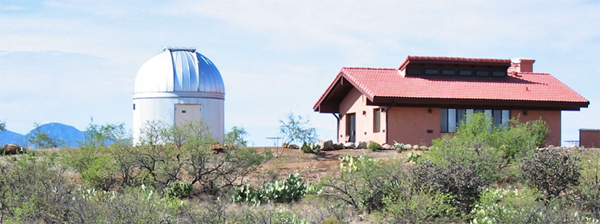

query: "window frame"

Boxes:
[373, 108, 381, 133]
[441, 108, 510, 133]
[459, 69, 473, 76]
[475, 70, 491, 77]
[407, 68, 422, 76]
[424, 68, 439, 76]
[441, 69, 457, 76]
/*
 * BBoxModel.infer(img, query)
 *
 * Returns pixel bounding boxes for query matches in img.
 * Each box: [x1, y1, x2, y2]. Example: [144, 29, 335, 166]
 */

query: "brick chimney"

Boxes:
[509, 57, 535, 72]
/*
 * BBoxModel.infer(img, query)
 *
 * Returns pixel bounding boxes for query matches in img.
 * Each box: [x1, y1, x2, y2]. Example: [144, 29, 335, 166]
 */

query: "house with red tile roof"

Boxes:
[313, 56, 589, 146]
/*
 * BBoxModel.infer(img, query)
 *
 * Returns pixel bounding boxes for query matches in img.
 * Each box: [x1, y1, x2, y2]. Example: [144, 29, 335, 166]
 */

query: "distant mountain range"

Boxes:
[0, 122, 84, 148]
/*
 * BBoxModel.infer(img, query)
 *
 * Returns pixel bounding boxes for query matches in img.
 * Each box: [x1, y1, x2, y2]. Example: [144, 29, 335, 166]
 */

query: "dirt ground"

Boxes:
[254, 147, 407, 184]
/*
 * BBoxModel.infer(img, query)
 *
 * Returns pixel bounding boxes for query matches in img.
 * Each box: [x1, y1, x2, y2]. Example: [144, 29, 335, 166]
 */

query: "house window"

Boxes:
[424, 68, 439, 76]
[442, 69, 456, 76]
[475, 70, 490, 77]
[459, 69, 473, 76]
[373, 108, 381, 133]
[492, 70, 507, 77]
[441, 108, 510, 133]
[407, 68, 422, 76]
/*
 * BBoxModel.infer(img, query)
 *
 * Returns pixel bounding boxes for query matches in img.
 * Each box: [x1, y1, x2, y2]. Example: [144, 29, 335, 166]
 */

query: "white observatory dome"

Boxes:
[134, 47, 225, 95]
[133, 47, 225, 144]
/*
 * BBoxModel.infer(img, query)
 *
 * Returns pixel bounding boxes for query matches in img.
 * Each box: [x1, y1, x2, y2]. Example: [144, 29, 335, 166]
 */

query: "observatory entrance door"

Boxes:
[175, 104, 202, 126]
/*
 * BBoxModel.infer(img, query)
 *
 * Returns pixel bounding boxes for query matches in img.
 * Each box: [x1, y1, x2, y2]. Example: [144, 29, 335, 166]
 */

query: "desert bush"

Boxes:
[412, 158, 498, 214]
[63, 120, 270, 197]
[237, 205, 309, 224]
[297, 196, 356, 224]
[577, 150, 600, 219]
[132, 120, 272, 195]
[133, 121, 191, 189]
[472, 196, 598, 224]
[520, 149, 581, 198]
[279, 113, 318, 145]
[234, 173, 320, 204]
[300, 142, 321, 154]
[368, 141, 382, 151]
[497, 118, 549, 162]
[419, 113, 551, 214]
[224, 126, 249, 148]
[62, 122, 130, 190]
[432, 113, 549, 164]
[322, 155, 409, 213]
[77, 185, 186, 224]
[187, 200, 312, 224]
[393, 141, 404, 150]
[470, 187, 543, 223]
[0, 154, 77, 223]
[164, 181, 193, 199]
[374, 190, 459, 223]
[64, 121, 138, 188]
[406, 152, 423, 164]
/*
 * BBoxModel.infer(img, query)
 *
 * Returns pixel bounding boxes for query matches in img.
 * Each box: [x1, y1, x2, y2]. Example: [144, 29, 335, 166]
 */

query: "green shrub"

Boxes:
[577, 150, 600, 219]
[412, 160, 495, 214]
[393, 141, 405, 151]
[63, 121, 128, 190]
[472, 195, 598, 224]
[432, 113, 549, 164]
[376, 190, 459, 223]
[368, 141, 382, 151]
[470, 187, 543, 224]
[339, 154, 373, 173]
[279, 113, 318, 145]
[79, 153, 118, 190]
[406, 152, 423, 164]
[520, 149, 581, 198]
[164, 181, 193, 199]
[301, 142, 321, 154]
[79, 185, 186, 224]
[224, 126, 248, 149]
[0, 154, 76, 223]
[419, 113, 553, 214]
[323, 217, 342, 224]
[234, 173, 320, 204]
[322, 156, 409, 213]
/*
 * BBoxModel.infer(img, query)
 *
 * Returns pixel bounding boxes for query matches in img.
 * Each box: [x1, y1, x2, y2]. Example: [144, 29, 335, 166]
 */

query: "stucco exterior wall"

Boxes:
[386, 107, 442, 146]
[511, 110, 561, 146]
[580, 129, 600, 148]
[338, 88, 386, 144]
[336, 89, 563, 146]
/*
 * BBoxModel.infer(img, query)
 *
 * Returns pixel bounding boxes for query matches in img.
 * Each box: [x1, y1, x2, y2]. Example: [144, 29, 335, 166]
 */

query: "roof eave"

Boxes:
[370, 96, 589, 111]
[313, 69, 376, 113]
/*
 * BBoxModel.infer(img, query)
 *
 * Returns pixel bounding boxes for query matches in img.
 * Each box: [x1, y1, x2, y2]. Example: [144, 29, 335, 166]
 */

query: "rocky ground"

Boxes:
[254, 146, 411, 184]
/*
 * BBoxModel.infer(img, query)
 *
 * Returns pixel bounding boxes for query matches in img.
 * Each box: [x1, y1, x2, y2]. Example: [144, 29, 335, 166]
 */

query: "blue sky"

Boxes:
[0, 1, 598, 146]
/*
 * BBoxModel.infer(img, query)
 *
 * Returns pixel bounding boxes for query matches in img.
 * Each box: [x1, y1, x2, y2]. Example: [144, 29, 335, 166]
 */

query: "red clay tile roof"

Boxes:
[398, 56, 512, 70]
[314, 66, 589, 112]
[346, 67, 587, 102]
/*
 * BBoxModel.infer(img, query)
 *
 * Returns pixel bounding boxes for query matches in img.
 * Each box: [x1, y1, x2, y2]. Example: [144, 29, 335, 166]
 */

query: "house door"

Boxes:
[346, 113, 356, 142]
[175, 104, 202, 126]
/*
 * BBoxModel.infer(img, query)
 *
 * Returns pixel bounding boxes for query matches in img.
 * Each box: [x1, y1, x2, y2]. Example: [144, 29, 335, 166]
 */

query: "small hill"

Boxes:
[0, 130, 26, 145]
[0, 123, 84, 148]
